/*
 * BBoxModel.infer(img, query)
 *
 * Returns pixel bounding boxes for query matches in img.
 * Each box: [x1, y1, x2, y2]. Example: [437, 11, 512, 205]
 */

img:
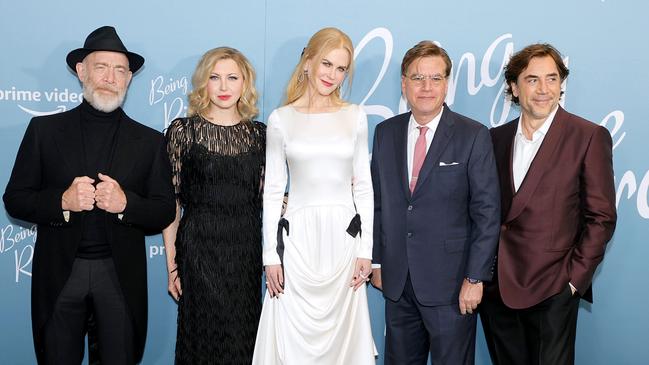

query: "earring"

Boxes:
[298, 69, 307, 83]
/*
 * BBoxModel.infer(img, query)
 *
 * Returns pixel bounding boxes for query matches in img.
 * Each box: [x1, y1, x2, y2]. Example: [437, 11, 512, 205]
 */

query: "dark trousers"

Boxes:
[385, 274, 476, 365]
[480, 284, 579, 365]
[42, 258, 135, 365]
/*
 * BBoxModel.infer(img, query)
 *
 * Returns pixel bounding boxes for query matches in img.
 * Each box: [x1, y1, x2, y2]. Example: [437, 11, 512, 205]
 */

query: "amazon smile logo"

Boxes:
[0, 86, 83, 116]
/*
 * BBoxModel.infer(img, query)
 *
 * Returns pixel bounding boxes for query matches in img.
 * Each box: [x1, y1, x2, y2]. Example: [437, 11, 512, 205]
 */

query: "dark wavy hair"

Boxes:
[504, 43, 569, 105]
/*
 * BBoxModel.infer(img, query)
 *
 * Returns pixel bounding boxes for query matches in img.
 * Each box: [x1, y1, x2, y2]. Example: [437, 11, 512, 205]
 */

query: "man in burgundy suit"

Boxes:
[480, 43, 617, 365]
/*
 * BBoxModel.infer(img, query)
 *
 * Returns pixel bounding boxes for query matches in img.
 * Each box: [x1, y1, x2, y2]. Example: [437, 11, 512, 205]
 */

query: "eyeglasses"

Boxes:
[408, 74, 446, 86]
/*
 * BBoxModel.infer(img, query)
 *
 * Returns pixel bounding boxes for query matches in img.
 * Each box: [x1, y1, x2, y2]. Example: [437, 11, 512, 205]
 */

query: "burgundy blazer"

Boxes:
[490, 106, 617, 309]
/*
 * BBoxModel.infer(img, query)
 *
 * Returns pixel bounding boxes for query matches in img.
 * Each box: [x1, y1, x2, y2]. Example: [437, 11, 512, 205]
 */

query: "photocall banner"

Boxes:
[1, 1, 646, 363]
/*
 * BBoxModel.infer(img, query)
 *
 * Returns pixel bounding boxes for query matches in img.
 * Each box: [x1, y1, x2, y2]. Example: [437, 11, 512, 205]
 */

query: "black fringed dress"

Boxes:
[165, 116, 265, 364]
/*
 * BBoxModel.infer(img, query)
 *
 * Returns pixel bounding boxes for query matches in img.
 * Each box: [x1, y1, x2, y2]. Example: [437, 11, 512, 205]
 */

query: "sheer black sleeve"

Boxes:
[165, 118, 192, 197]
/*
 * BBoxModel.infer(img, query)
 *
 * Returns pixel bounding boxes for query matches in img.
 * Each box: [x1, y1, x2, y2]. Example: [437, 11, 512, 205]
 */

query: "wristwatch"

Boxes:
[466, 277, 482, 284]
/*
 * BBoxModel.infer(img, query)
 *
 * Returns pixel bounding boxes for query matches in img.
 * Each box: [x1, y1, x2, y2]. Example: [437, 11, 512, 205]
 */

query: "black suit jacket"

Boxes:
[3, 104, 176, 363]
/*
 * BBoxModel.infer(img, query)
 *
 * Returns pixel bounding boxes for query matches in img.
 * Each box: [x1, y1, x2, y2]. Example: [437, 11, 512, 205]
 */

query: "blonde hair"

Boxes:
[284, 27, 354, 106]
[187, 47, 259, 121]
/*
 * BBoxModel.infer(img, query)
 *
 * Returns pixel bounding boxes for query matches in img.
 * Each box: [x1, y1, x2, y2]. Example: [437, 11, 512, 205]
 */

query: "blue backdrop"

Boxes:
[1, 1, 647, 364]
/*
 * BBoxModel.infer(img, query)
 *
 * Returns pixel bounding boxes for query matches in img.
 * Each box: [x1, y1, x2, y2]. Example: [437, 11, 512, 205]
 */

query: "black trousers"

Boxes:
[480, 284, 580, 365]
[42, 258, 135, 365]
[385, 274, 476, 365]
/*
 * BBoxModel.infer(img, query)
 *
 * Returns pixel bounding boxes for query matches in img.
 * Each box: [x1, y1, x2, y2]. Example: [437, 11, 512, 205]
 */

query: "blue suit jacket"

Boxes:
[371, 106, 500, 305]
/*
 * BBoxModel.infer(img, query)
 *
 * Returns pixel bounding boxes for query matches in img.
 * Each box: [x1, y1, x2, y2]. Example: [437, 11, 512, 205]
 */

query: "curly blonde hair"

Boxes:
[187, 47, 259, 121]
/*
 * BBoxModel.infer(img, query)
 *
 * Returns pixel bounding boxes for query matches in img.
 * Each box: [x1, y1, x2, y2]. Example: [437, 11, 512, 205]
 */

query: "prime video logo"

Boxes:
[0, 86, 83, 116]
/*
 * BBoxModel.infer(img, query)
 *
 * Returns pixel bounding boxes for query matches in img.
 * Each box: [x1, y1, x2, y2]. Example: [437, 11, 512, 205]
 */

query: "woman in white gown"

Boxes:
[252, 27, 376, 364]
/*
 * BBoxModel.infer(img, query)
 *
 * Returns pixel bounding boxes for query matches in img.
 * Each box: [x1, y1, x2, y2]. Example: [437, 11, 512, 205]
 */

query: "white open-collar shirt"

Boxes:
[512, 106, 558, 192]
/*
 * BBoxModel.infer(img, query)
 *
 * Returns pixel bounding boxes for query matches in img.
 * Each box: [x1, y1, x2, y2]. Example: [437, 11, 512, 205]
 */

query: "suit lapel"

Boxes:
[393, 113, 411, 200]
[412, 106, 455, 196]
[108, 113, 142, 182]
[498, 120, 517, 220]
[505, 107, 567, 222]
[53, 107, 85, 176]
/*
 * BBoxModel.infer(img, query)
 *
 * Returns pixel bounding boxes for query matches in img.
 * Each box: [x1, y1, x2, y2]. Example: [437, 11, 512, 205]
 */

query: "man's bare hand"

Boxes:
[459, 279, 483, 315]
[62, 176, 95, 212]
[95, 173, 127, 213]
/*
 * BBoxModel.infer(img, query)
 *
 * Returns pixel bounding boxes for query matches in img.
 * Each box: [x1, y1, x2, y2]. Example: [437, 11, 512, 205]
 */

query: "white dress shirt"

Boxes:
[512, 106, 558, 192]
[407, 108, 443, 180]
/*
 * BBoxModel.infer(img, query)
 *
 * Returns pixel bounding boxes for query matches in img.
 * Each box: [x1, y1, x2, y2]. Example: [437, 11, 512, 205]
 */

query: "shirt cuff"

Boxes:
[263, 251, 282, 266]
[371, 263, 381, 269]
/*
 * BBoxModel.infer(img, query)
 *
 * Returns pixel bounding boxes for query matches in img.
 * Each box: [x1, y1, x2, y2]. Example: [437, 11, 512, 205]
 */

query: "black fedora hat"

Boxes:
[66, 26, 145, 74]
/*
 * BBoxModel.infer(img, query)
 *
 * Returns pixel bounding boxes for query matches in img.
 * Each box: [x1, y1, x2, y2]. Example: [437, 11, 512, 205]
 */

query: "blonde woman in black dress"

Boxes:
[163, 47, 265, 364]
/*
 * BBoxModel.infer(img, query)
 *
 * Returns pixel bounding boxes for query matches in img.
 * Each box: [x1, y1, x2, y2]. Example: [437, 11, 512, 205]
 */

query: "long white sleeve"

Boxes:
[352, 109, 374, 259]
[261, 111, 286, 266]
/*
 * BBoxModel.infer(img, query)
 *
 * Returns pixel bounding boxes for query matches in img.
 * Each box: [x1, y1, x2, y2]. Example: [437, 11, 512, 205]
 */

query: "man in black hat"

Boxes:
[4, 26, 176, 364]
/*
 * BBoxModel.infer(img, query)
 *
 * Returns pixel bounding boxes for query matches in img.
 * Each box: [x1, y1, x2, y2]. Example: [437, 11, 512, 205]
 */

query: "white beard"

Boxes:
[83, 85, 126, 113]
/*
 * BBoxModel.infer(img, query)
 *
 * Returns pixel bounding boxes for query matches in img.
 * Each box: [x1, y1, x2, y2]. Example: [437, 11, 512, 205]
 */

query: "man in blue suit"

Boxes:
[370, 41, 500, 364]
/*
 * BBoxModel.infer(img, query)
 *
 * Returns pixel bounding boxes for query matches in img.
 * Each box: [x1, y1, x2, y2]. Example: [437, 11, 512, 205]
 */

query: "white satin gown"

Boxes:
[252, 104, 376, 364]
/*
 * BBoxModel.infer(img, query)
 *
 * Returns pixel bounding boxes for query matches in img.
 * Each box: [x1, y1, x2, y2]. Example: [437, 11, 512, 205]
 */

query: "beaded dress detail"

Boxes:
[166, 116, 265, 364]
